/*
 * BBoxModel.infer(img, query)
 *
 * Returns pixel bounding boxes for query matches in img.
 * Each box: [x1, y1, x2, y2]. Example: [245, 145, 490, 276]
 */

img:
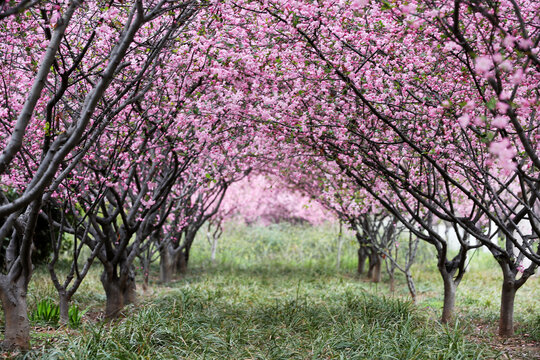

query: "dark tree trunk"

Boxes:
[0, 201, 40, 350]
[123, 273, 137, 305]
[389, 271, 395, 292]
[441, 272, 457, 324]
[0, 282, 30, 350]
[176, 231, 196, 275]
[101, 274, 124, 319]
[142, 273, 149, 292]
[176, 251, 188, 274]
[160, 246, 178, 283]
[357, 248, 367, 275]
[499, 270, 518, 337]
[371, 255, 382, 283]
[367, 254, 375, 279]
[58, 291, 70, 325]
[101, 266, 136, 319]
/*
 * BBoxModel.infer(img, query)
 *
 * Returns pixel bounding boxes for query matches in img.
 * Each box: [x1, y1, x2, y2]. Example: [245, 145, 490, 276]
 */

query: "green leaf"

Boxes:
[486, 97, 497, 110]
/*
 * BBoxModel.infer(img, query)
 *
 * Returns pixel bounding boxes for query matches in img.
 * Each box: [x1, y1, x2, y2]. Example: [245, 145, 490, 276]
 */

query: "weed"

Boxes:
[68, 304, 87, 328]
[30, 299, 59, 326]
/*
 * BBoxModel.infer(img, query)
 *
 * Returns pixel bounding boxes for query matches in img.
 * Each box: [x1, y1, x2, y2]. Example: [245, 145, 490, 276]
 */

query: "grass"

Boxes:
[7, 222, 540, 358]
[26, 268, 492, 359]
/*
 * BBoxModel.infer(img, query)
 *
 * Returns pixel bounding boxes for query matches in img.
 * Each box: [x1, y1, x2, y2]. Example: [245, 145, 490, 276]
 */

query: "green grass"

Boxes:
[27, 267, 493, 359]
[10, 222, 540, 358]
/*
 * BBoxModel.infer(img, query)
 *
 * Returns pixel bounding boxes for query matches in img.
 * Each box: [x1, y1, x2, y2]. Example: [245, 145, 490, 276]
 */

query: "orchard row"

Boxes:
[0, 0, 538, 351]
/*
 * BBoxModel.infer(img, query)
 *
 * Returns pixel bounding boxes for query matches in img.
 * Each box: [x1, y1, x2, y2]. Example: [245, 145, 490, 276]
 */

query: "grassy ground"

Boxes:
[7, 222, 540, 358]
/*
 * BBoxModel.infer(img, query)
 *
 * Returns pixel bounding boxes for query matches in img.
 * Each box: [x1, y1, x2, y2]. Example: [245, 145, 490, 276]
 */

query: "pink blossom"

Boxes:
[50, 11, 61, 27]
[475, 56, 492, 73]
[496, 101, 509, 114]
[518, 37, 533, 50]
[425, 9, 438, 19]
[489, 138, 517, 172]
[492, 116, 508, 129]
[351, 0, 369, 10]
[489, 138, 512, 157]
[458, 114, 470, 128]
[511, 69, 524, 84]
[400, 3, 416, 15]
[473, 116, 485, 126]
[499, 91, 511, 100]
[499, 60, 512, 71]
[502, 35, 515, 48]
[443, 41, 460, 53]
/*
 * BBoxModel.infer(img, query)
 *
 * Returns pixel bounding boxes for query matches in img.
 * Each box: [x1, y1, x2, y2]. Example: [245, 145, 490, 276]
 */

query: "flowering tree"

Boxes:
[219, 174, 330, 226]
[209, 0, 539, 335]
[280, 160, 421, 300]
[0, 0, 207, 348]
[0, 0, 538, 349]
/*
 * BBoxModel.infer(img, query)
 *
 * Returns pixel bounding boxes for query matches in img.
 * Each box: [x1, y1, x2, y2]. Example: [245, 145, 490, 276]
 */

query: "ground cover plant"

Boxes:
[6, 222, 536, 359]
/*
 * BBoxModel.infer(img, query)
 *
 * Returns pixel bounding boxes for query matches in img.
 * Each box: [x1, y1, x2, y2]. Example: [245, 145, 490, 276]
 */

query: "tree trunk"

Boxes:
[142, 274, 149, 293]
[406, 273, 417, 303]
[0, 283, 30, 350]
[141, 248, 151, 292]
[371, 255, 382, 283]
[357, 248, 367, 275]
[176, 233, 195, 275]
[336, 236, 343, 270]
[102, 275, 124, 319]
[336, 222, 343, 270]
[123, 273, 137, 305]
[441, 274, 456, 324]
[160, 246, 177, 283]
[101, 268, 136, 319]
[367, 255, 374, 279]
[389, 272, 395, 292]
[176, 251, 188, 274]
[499, 274, 517, 337]
[59, 291, 70, 325]
[210, 235, 218, 264]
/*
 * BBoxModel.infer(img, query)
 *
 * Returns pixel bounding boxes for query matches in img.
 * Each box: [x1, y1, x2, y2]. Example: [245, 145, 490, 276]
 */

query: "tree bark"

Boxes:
[123, 272, 137, 305]
[371, 255, 382, 283]
[357, 248, 367, 275]
[441, 273, 457, 324]
[176, 231, 195, 275]
[367, 255, 374, 279]
[0, 282, 30, 350]
[100, 267, 136, 319]
[159, 246, 177, 283]
[142, 273, 149, 293]
[177, 251, 188, 274]
[58, 291, 70, 325]
[210, 235, 218, 264]
[406, 273, 417, 303]
[102, 275, 124, 319]
[499, 272, 518, 337]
